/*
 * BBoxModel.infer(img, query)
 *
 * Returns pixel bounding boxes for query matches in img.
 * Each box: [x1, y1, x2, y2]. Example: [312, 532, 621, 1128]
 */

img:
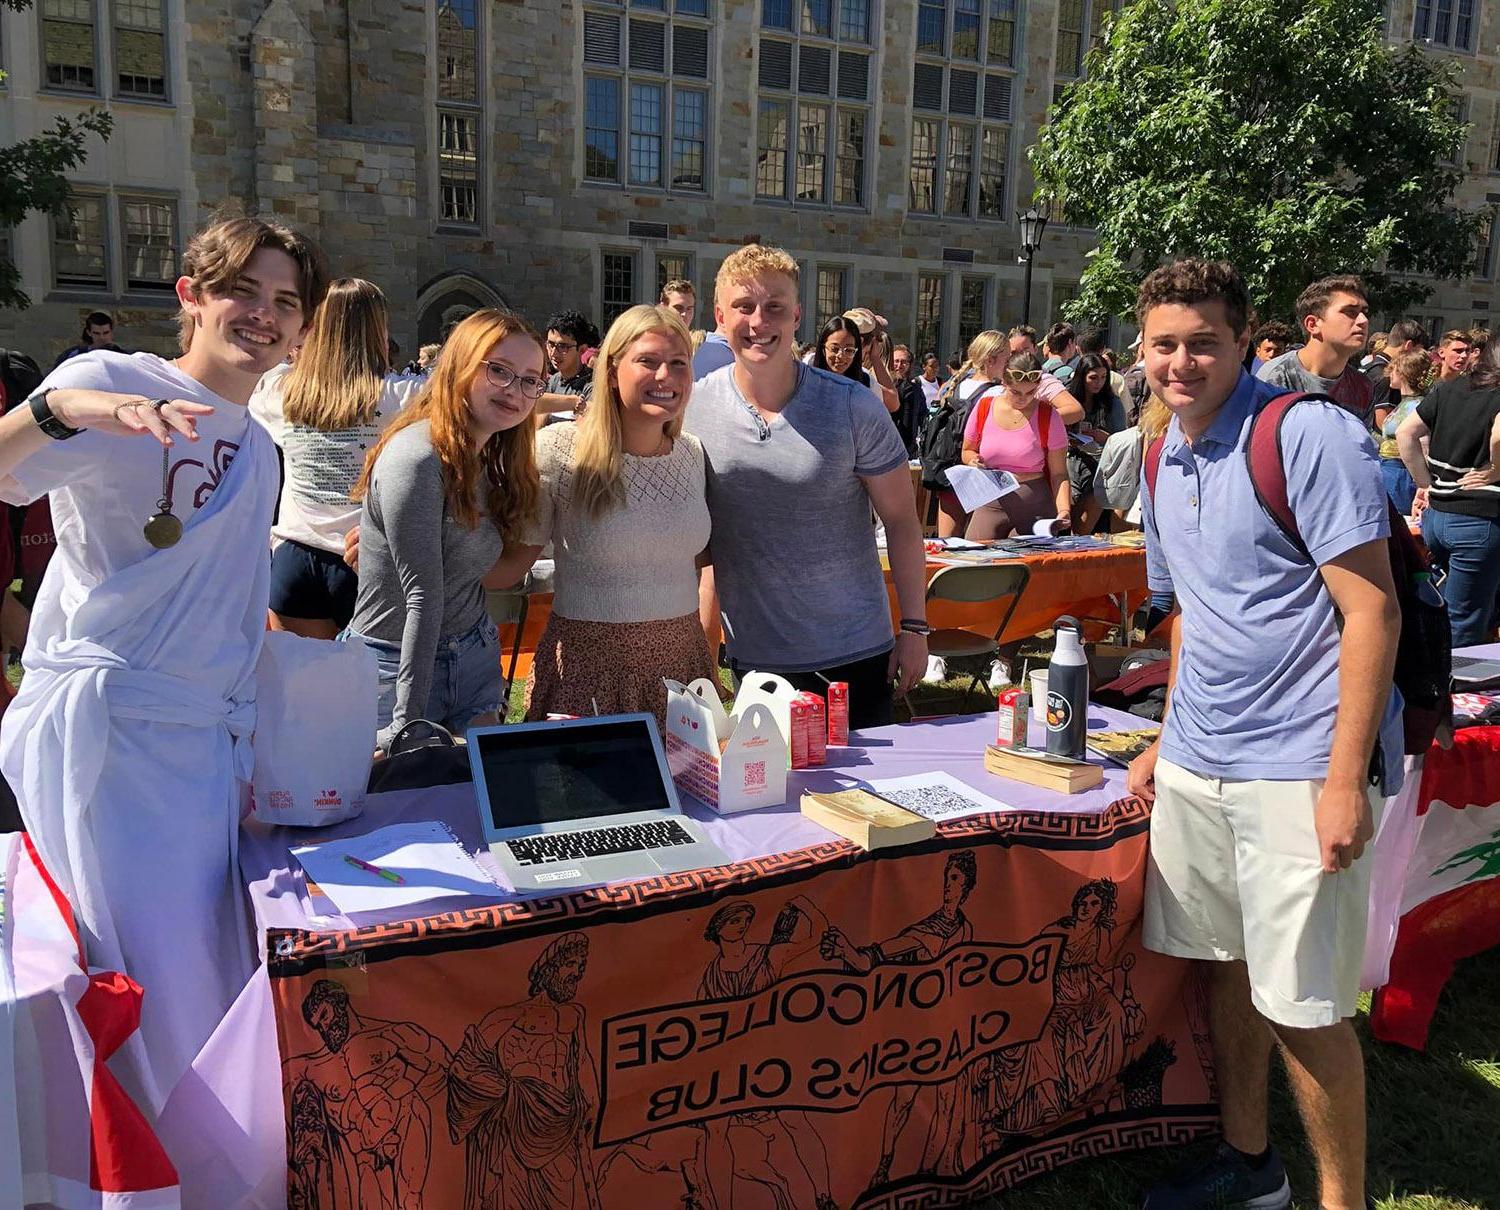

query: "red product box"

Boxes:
[798, 691, 827, 765]
[827, 681, 850, 747]
[790, 696, 813, 769]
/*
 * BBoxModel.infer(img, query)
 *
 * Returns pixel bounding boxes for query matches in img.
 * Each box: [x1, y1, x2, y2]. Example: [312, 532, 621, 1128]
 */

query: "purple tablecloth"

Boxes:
[240, 705, 1144, 939]
[166, 705, 1149, 1208]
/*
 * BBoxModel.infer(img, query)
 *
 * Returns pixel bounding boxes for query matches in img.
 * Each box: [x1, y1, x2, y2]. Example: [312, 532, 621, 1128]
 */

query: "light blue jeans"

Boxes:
[342, 616, 504, 745]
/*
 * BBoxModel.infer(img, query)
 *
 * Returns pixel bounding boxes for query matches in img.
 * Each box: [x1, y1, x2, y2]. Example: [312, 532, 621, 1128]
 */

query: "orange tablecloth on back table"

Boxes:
[504, 543, 1147, 680]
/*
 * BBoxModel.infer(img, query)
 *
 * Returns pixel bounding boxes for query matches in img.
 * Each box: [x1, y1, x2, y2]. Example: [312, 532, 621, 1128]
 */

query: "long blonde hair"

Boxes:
[572, 304, 692, 520]
[940, 329, 1009, 405]
[282, 277, 389, 430]
[354, 309, 541, 546]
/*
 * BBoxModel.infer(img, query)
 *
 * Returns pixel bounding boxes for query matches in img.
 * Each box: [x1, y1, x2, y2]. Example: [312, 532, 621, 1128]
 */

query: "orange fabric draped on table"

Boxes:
[499, 545, 1147, 681]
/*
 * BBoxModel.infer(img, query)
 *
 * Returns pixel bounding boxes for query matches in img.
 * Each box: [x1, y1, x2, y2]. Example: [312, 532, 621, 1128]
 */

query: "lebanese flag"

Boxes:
[1369, 728, 1500, 1049]
[1, 832, 181, 1208]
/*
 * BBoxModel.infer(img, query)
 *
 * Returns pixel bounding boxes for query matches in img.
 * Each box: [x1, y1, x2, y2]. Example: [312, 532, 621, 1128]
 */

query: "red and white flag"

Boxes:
[2, 832, 181, 1209]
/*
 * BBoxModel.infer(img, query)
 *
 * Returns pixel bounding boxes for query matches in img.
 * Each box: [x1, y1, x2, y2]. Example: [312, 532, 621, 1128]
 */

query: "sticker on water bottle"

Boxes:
[1045, 690, 1072, 731]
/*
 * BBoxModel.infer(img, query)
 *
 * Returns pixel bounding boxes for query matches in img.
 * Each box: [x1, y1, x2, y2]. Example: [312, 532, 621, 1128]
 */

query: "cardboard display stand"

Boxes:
[663, 677, 790, 814]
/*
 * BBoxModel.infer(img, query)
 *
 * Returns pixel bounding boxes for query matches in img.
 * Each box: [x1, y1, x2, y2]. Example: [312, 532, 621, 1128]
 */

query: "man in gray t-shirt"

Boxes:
[686, 246, 929, 729]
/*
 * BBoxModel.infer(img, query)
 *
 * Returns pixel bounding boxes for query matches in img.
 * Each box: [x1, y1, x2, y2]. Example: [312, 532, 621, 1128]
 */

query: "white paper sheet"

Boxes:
[944, 465, 1021, 513]
[292, 821, 501, 914]
[865, 771, 1015, 822]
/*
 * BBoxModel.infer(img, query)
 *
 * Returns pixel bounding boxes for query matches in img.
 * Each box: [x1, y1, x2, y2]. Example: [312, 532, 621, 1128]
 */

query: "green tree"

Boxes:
[1030, 0, 1486, 324]
[0, 0, 113, 310]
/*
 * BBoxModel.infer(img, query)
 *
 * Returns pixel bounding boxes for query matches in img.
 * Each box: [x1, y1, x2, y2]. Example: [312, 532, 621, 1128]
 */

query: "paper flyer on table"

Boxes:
[292, 820, 501, 914]
[944, 465, 1020, 513]
[865, 771, 1015, 821]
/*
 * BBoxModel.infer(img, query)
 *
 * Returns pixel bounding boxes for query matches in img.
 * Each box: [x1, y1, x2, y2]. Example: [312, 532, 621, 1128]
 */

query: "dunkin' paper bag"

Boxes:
[250, 630, 377, 826]
[664, 677, 788, 814]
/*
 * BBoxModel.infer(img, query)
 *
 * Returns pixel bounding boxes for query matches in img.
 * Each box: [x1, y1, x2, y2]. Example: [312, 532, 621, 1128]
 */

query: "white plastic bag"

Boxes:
[249, 631, 377, 826]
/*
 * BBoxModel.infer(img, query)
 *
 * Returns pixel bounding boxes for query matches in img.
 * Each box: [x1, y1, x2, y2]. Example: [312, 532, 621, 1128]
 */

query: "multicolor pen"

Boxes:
[344, 853, 405, 885]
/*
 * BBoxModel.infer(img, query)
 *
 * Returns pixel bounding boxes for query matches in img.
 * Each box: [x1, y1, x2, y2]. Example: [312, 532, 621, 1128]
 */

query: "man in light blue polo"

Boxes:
[1127, 259, 1399, 1210]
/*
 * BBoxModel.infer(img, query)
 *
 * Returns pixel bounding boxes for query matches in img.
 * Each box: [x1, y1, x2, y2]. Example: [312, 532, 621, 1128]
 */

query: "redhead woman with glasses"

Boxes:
[346, 310, 543, 752]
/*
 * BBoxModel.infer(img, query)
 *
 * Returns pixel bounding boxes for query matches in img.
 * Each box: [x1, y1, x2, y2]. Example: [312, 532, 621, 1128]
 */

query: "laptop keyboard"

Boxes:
[506, 818, 697, 867]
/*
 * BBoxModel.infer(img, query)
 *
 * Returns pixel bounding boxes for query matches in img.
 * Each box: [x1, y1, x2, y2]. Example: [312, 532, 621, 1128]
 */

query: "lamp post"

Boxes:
[1017, 203, 1050, 327]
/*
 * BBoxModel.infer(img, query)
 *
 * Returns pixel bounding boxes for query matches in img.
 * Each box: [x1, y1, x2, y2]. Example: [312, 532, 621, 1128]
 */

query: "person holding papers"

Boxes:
[959, 349, 1071, 540]
[0, 216, 328, 1109]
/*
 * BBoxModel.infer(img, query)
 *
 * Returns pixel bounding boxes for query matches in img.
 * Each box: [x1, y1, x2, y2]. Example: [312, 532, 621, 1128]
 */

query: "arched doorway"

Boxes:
[415, 272, 510, 347]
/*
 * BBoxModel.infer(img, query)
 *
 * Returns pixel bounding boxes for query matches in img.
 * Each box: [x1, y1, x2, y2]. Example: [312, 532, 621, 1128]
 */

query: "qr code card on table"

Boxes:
[864, 771, 1014, 822]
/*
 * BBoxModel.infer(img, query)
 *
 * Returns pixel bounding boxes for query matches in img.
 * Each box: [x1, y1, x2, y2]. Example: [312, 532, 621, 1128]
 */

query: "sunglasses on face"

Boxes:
[544, 340, 577, 353]
[1005, 369, 1043, 383]
[483, 360, 548, 398]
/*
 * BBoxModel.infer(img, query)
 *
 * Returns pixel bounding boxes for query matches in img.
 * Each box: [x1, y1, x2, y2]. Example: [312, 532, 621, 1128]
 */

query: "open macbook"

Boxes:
[466, 713, 729, 894]
[1452, 655, 1500, 689]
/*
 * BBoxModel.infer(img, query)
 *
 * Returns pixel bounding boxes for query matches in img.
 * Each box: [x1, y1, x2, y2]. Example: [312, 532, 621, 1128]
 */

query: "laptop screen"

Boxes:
[473, 717, 676, 829]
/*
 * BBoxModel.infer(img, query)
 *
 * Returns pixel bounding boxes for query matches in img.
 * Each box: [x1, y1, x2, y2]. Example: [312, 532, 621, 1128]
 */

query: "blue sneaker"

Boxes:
[1141, 1142, 1292, 1209]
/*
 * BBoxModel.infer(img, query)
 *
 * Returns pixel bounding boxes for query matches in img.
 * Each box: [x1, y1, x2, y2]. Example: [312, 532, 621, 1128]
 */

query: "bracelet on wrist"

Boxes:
[29, 389, 83, 441]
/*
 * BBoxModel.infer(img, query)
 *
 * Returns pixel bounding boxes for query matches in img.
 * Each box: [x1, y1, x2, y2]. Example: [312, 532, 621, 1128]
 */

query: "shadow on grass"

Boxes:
[980, 948, 1500, 1210]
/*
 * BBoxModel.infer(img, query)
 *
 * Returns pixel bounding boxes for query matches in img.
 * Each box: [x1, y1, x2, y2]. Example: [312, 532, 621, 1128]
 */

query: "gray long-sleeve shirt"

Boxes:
[348, 420, 502, 739]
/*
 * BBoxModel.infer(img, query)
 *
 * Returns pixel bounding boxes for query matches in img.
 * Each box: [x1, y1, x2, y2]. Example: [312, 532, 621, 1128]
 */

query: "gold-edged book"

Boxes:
[800, 788, 936, 851]
[983, 744, 1104, 793]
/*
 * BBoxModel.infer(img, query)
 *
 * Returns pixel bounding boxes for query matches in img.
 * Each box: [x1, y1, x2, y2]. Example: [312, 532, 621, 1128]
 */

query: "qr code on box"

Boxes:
[744, 760, 766, 789]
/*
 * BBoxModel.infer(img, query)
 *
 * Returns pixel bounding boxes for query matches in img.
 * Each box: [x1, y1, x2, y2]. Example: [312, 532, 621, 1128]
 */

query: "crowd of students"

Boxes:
[0, 210, 1496, 1210]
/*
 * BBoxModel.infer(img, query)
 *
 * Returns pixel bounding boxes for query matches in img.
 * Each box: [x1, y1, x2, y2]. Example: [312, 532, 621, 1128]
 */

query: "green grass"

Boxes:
[979, 954, 1500, 1209]
[506, 651, 1500, 1208]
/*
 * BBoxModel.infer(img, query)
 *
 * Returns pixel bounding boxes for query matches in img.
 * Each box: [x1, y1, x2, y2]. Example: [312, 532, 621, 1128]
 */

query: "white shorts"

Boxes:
[1143, 758, 1379, 1029]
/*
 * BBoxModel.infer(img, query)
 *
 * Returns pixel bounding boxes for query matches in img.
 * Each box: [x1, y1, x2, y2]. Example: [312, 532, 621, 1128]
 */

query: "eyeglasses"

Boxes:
[825, 345, 857, 361]
[483, 360, 548, 399]
[1005, 368, 1043, 383]
[544, 340, 577, 353]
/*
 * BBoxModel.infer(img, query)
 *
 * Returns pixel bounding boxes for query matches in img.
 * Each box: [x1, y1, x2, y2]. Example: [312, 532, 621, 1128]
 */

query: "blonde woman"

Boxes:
[261, 277, 423, 636]
[927, 330, 1083, 535]
[959, 349, 1071, 539]
[490, 304, 713, 726]
[347, 309, 543, 752]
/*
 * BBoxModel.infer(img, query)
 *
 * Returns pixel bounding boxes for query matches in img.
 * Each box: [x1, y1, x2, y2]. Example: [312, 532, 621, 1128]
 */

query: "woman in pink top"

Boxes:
[960, 349, 1070, 540]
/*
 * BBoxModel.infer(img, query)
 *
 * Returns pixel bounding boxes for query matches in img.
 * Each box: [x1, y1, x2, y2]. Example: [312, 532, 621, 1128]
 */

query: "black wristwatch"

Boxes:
[28, 389, 82, 441]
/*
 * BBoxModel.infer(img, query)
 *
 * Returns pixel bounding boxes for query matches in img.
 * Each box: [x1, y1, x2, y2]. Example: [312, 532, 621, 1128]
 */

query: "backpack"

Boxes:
[968, 387, 1056, 490]
[1143, 391, 1451, 758]
[0, 349, 54, 606]
[919, 376, 993, 491]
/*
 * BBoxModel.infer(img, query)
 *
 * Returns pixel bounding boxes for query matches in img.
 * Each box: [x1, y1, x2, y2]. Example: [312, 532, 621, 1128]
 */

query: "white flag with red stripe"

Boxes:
[1, 832, 181, 1209]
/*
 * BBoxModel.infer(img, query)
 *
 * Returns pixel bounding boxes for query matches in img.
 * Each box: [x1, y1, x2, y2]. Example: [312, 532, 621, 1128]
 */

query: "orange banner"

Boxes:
[269, 798, 1216, 1209]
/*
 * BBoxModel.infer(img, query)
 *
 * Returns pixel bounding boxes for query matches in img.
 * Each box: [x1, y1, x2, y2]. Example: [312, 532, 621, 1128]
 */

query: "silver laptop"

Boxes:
[1452, 655, 1500, 688]
[466, 713, 729, 894]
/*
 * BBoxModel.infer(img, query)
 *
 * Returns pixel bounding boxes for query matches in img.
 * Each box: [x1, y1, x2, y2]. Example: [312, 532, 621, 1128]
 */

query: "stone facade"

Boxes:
[0, 0, 1497, 365]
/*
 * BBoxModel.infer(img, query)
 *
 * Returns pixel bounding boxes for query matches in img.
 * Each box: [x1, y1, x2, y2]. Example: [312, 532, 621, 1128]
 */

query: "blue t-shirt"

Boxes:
[692, 332, 735, 380]
[1143, 370, 1404, 790]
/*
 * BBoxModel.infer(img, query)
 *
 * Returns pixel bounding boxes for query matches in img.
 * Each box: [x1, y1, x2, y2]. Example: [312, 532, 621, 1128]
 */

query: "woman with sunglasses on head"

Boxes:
[258, 277, 425, 638]
[488, 305, 714, 726]
[959, 348, 1070, 540]
[346, 310, 543, 752]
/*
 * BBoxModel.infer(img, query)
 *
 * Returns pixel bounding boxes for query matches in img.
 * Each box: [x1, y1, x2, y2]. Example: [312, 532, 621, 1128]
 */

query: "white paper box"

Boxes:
[728, 671, 801, 751]
[664, 676, 789, 814]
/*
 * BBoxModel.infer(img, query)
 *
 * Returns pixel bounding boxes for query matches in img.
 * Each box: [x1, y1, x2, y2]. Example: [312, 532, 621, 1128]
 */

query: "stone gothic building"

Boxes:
[0, 0, 1497, 363]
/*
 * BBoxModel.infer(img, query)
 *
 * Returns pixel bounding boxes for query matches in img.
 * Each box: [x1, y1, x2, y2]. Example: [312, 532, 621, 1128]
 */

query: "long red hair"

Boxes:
[354, 309, 542, 545]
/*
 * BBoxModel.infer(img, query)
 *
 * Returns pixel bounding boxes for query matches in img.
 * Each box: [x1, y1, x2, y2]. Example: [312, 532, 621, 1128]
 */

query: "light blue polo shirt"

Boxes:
[1143, 371, 1404, 791]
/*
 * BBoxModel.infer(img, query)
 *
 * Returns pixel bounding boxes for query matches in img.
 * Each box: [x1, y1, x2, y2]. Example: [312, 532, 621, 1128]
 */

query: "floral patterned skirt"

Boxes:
[524, 611, 716, 729]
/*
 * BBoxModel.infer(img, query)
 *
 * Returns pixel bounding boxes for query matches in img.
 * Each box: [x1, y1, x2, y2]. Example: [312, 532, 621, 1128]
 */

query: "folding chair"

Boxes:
[913, 563, 1031, 711]
[484, 572, 533, 690]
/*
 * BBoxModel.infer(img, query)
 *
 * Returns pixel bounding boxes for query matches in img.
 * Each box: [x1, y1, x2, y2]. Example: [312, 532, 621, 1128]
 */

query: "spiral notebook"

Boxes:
[292, 820, 503, 914]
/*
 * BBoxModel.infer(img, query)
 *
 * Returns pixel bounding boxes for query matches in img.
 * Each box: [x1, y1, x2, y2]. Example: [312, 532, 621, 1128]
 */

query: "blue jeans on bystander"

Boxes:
[1421, 508, 1500, 648]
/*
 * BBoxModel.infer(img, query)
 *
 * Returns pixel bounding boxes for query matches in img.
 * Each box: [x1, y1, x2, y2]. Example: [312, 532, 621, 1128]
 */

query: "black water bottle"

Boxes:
[1044, 616, 1089, 759]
